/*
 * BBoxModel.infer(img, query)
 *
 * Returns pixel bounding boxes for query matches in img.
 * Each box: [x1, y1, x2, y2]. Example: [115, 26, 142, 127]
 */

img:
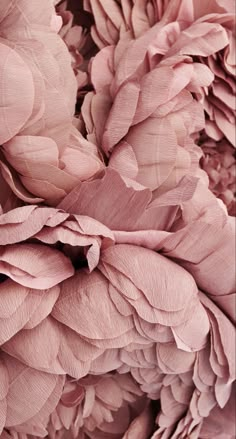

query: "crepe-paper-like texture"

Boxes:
[0, 0, 104, 206]
[85, 0, 235, 147]
[200, 136, 236, 215]
[56, 1, 97, 98]
[0, 0, 235, 438]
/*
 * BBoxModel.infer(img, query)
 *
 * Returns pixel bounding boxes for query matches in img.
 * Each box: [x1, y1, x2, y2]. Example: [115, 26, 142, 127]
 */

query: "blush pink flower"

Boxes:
[0, 171, 234, 436]
[87, 0, 236, 147]
[0, 0, 104, 206]
[82, 12, 231, 196]
[50, 241, 234, 437]
[0, 173, 205, 354]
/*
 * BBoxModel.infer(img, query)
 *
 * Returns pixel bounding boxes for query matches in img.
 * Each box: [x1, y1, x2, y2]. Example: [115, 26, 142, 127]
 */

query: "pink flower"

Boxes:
[0, 2, 235, 439]
[82, 12, 231, 196]
[0, 171, 234, 436]
[0, 0, 104, 206]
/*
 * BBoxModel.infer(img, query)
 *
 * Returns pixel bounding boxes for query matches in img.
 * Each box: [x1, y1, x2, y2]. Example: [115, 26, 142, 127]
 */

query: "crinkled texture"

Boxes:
[199, 384, 236, 438]
[0, 167, 235, 437]
[84, 0, 171, 46]
[82, 14, 230, 195]
[0, 0, 104, 206]
[0, 3, 235, 438]
[84, 0, 235, 48]
[47, 372, 152, 438]
[56, 1, 96, 98]
[0, 166, 22, 214]
[50, 243, 210, 400]
[150, 291, 235, 437]
[0, 352, 65, 436]
[0, 203, 114, 272]
[0, 280, 61, 346]
[58, 168, 200, 231]
[160, 0, 236, 147]
[0, 244, 73, 290]
[112, 177, 235, 322]
[200, 137, 236, 215]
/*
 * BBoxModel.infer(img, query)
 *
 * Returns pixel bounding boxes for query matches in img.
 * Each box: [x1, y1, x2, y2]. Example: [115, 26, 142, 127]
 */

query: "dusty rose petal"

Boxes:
[0, 244, 74, 289]
[0, 280, 59, 345]
[52, 270, 134, 340]
[0, 352, 65, 431]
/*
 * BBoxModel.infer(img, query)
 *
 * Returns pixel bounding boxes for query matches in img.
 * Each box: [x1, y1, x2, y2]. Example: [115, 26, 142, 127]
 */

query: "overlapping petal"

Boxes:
[0, 0, 104, 206]
[82, 17, 228, 195]
[0, 0, 235, 437]
[0, 353, 65, 436]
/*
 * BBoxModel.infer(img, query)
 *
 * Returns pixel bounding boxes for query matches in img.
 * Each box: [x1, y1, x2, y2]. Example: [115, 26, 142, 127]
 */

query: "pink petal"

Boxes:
[0, 244, 74, 289]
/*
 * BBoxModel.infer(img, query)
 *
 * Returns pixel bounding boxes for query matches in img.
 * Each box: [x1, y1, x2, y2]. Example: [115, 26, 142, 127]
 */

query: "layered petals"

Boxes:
[0, 353, 65, 436]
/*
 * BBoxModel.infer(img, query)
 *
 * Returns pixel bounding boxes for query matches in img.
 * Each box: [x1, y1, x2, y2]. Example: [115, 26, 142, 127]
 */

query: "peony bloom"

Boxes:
[0, 0, 104, 206]
[200, 137, 236, 215]
[81, 10, 232, 196]
[0, 169, 234, 435]
[51, 242, 234, 437]
[47, 372, 152, 438]
[84, 0, 236, 149]
[0, 1, 235, 439]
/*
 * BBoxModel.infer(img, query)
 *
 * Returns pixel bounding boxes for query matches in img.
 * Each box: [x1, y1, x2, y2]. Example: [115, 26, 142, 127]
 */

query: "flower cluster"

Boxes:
[0, 0, 235, 438]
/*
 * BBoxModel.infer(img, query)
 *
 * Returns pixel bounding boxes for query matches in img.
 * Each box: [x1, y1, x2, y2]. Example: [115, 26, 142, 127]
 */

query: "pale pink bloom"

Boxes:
[0, 171, 234, 436]
[200, 137, 235, 214]
[84, 0, 235, 153]
[49, 243, 211, 433]
[82, 13, 231, 195]
[0, 0, 104, 206]
[0, 172, 206, 368]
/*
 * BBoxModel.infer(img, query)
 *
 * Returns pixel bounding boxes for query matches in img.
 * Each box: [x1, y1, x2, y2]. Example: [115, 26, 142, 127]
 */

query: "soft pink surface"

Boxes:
[0, 0, 235, 438]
